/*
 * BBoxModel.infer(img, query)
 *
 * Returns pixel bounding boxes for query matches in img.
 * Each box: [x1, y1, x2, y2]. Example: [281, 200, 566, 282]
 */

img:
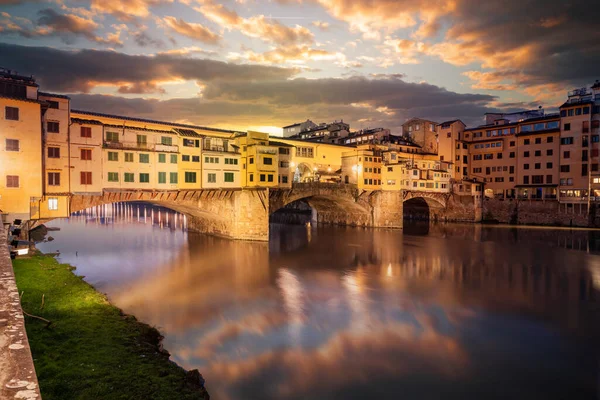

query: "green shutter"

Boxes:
[170, 172, 178, 184]
[158, 153, 166, 163]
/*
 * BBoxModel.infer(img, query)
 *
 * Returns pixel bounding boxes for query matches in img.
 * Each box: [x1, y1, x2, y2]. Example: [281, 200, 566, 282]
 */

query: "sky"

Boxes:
[0, 0, 598, 135]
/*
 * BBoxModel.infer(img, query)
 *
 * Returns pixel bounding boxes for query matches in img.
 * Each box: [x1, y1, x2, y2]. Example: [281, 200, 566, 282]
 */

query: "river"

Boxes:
[36, 202, 600, 400]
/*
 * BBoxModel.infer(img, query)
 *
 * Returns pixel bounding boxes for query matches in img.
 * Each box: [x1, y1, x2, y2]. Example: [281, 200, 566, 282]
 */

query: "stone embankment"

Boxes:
[0, 223, 41, 400]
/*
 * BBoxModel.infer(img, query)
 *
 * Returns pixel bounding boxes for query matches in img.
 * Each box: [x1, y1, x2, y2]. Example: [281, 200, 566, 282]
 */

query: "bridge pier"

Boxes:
[371, 191, 404, 228]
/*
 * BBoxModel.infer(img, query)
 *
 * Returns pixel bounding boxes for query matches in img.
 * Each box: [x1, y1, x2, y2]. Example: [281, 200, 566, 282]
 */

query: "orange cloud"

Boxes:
[161, 16, 221, 44]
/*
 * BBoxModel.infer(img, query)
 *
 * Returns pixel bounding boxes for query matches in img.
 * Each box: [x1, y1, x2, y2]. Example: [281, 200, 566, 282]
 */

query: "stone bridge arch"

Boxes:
[65, 189, 270, 241]
[269, 183, 374, 226]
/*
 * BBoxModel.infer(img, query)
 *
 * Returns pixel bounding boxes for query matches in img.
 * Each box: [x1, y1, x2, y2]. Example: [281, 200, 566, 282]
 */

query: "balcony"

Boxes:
[203, 145, 239, 154]
[103, 141, 179, 152]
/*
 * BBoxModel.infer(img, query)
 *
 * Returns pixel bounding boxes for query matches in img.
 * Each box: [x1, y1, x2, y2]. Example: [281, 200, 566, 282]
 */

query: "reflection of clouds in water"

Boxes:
[205, 321, 467, 400]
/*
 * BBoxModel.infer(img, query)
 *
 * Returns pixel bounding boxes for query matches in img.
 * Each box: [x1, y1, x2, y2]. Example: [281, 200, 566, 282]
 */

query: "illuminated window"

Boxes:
[48, 198, 58, 210]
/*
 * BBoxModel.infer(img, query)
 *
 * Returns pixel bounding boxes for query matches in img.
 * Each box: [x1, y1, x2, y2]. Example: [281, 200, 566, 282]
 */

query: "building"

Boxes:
[402, 117, 439, 154]
[437, 120, 467, 181]
[343, 127, 391, 145]
[294, 121, 350, 144]
[282, 119, 317, 138]
[238, 131, 280, 187]
[0, 70, 45, 222]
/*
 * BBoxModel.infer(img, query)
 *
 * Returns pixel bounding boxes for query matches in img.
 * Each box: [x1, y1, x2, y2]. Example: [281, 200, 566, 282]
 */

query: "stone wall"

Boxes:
[371, 191, 403, 228]
[436, 195, 480, 223]
[482, 198, 593, 227]
[0, 224, 41, 400]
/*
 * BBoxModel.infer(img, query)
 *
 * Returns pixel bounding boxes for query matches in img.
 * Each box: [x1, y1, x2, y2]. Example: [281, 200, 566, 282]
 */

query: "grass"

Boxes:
[12, 254, 207, 400]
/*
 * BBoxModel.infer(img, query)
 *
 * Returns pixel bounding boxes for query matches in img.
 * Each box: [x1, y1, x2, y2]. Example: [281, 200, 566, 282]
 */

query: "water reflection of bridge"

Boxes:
[71, 202, 187, 231]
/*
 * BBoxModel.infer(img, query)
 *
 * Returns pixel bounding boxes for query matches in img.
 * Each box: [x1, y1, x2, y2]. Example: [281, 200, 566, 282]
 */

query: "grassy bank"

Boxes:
[13, 254, 207, 400]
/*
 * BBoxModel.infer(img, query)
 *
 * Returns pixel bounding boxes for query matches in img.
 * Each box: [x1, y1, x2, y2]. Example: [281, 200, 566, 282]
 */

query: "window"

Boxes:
[139, 153, 149, 163]
[224, 172, 234, 182]
[568, 109, 574, 117]
[509, 141, 515, 147]
[524, 139, 530, 145]
[473, 154, 482, 161]
[546, 175, 553, 184]
[509, 166, 515, 174]
[547, 136, 553, 143]
[137, 135, 147, 146]
[524, 164, 530, 170]
[124, 173, 134, 182]
[81, 127, 92, 138]
[524, 151, 530, 157]
[182, 155, 190, 162]
[47, 121, 59, 133]
[6, 139, 19, 151]
[183, 139, 197, 147]
[158, 153, 166, 163]
[563, 151, 570, 159]
[509, 152, 515, 158]
[225, 158, 239, 165]
[268, 174, 274, 182]
[547, 149, 553, 156]
[106, 132, 119, 142]
[184, 172, 196, 183]
[260, 174, 266, 182]
[139, 173, 150, 183]
[48, 198, 58, 210]
[564, 123, 571, 131]
[560, 165, 570, 173]
[249, 157, 254, 164]
[282, 176, 288, 184]
[161, 136, 172, 146]
[6, 175, 19, 188]
[583, 150, 589, 161]
[80, 172, 92, 185]
[170, 172, 178, 184]
[125, 152, 133, 162]
[497, 153, 503, 159]
[48, 172, 60, 186]
[523, 176, 529, 184]
[108, 172, 119, 182]
[576, 108, 582, 116]
[279, 148, 290, 155]
[532, 175, 543, 184]
[5, 106, 18, 121]
[485, 153, 494, 159]
[192, 156, 200, 162]
[157, 172, 166, 184]
[108, 151, 118, 161]
[263, 157, 273, 165]
[249, 174, 254, 182]
[170, 154, 177, 164]
[207, 173, 216, 183]
[297, 147, 314, 158]
[81, 149, 92, 160]
[534, 150, 541, 157]
[535, 138, 541, 144]
[534, 163, 541, 169]
[560, 110, 567, 117]
[547, 162, 553, 169]
[582, 164, 588, 177]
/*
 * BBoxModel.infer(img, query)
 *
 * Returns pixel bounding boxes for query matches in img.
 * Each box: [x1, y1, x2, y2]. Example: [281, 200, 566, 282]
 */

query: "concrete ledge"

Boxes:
[0, 224, 41, 399]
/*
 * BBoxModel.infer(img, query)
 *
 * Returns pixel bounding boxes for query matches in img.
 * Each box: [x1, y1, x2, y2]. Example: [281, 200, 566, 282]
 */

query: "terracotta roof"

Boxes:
[71, 117, 103, 125]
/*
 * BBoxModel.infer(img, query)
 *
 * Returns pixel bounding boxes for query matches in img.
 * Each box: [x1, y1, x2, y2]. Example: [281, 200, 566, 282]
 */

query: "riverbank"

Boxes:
[12, 253, 209, 400]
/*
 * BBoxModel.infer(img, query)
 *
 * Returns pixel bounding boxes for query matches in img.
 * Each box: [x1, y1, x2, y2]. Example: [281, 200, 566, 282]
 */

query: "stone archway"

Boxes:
[403, 196, 446, 222]
[293, 163, 315, 183]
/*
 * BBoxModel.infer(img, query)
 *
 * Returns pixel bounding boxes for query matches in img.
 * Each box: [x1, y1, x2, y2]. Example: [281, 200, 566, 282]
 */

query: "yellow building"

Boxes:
[174, 128, 202, 189]
[276, 138, 347, 183]
[237, 131, 279, 187]
[0, 71, 43, 222]
[69, 117, 104, 195]
[201, 135, 241, 188]
[341, 145, 383, 190]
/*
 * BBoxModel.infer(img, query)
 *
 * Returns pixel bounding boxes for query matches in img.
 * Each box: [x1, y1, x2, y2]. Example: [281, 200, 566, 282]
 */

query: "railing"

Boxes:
[202, 145, 239, 154]
[103, 142, 179, 152]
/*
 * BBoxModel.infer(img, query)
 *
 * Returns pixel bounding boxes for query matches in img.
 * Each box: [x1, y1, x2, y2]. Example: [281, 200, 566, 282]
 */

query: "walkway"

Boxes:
[0, 223, 41, 399]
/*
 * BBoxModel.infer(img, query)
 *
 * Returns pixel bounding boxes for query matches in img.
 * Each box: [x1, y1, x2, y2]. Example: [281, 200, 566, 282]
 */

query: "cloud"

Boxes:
[312, 21, 329, 31]
[196, 0, 314, 46]
[161, 16, 220, 44]
[0, 43, 297, 92]
[63, 72, 497, 131]
[0, 8, 123, 46]
[117, 82, 167, 95]
[228, 45, 344, 66]
[90, 0, 174, 21]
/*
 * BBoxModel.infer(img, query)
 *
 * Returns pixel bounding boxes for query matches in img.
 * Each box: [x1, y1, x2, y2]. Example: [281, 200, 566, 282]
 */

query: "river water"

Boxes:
[37, 202, 600, 400]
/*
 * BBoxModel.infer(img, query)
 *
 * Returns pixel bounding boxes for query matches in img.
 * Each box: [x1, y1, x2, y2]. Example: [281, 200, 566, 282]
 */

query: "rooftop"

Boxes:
[0, 68, 37, 86]
[38, 92, 70, 100]
[71, 109, 239, 135]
